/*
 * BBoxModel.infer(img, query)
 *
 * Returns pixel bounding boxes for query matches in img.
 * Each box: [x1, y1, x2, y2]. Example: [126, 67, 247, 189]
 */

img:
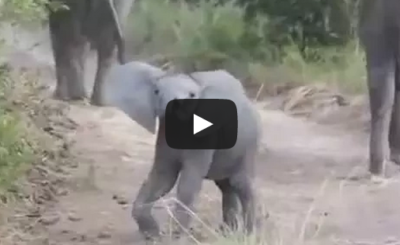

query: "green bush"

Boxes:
[184, 0, 362, 59]
[0, 65, 34, 193]
[280, 42, 366, 92]
[128, 0, 365, 92]
[129, 0, 276, 77]
[0, 0, 48, 24]
[0, 0, 54, 194]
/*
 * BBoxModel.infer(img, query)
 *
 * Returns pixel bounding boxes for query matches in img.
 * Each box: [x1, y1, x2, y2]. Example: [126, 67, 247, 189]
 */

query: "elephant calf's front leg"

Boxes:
[172, 166, 205, 236]
[132, 161, 179, 240]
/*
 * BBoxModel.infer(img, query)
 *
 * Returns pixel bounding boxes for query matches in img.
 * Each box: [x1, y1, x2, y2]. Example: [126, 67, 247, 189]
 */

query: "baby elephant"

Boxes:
[103, 61, 262, 240]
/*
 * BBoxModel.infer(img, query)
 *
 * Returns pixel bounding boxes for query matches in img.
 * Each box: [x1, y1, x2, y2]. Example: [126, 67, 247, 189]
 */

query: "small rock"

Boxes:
[112, 194, 128, 205]
[98, 230, 112, 239]
[69, 162, 79, 168]
[56, 188, 68, 196]
[68, 212, 82, 222]
[39, 214, 60, 226]
[0, 194, 7, 204]
[71, 234, 86, 242]
[26, 211, 41, 218]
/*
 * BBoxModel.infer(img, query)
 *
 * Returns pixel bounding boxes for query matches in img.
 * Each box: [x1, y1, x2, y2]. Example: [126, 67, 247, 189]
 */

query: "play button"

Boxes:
[165, 99, 237, 149]
[193, 114, 213, 135]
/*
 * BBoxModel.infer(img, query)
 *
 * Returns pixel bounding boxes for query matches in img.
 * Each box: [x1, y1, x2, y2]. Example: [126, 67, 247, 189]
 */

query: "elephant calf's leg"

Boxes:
[132, 161, 179, 240]
[172, 167, 205, 236]
[230, 173, 255, 235]
[215, 179, 240, 233]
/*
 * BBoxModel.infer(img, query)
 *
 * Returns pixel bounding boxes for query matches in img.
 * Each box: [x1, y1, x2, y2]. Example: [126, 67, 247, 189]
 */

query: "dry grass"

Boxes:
[124, 173, 361, 245]
[120, 160, 400, 245]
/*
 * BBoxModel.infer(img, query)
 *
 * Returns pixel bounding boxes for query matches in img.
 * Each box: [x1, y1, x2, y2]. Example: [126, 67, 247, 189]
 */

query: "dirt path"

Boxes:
[2, 25, 400, 245]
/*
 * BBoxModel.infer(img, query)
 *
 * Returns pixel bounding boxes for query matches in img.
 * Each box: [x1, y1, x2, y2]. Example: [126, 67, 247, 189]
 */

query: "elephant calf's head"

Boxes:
[153, 74, 201, 120]
[103, 62, 203, 134]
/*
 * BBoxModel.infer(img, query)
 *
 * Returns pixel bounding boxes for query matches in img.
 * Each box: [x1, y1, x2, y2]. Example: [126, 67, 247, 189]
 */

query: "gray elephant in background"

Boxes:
[358, 0, 400, 176]
[48, 0, 135, 105]
[102, 61, 262, 240]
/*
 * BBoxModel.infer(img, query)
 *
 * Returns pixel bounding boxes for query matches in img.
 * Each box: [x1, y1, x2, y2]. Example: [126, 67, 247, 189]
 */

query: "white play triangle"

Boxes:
[193, 114, 213, 135]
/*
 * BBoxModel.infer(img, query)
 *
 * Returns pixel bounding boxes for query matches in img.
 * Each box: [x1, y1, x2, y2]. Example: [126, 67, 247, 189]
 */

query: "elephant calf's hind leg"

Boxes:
[230, 173, 255, 234]
[215, 179, 241, 233]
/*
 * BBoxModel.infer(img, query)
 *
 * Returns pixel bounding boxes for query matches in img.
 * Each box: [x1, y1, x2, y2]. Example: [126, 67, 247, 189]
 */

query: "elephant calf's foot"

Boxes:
[217, 224, 236, 237]
[170, 226, 196, 240]
[132, 213, 162, 241]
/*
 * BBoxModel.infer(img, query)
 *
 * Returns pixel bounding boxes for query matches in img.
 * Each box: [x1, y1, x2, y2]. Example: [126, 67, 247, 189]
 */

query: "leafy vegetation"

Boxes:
[0, 65, 35, 193]
[0, 0, 67, 25]
[0, 0, 49, 194]
[128, 0, 366, 94]
[0, 0, 48, 24]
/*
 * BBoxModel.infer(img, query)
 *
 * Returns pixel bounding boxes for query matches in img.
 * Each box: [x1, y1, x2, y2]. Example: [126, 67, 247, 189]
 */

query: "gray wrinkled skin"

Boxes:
[359, 0, 400, 176]
[48, 0, 135, 105]
[103, 61, 262, 240]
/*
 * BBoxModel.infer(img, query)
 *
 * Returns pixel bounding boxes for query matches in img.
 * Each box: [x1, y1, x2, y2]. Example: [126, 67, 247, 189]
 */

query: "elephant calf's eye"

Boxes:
[154, 89, 159, 95]
[189, 92, 195, 98]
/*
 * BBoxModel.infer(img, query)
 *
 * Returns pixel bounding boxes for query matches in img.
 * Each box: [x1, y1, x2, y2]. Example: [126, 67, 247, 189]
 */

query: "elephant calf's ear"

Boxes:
[103, 62, 160, 134]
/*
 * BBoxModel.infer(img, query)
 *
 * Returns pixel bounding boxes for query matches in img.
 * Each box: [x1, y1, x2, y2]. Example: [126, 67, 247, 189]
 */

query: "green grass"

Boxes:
[127, 0, 366, 94]
[0, 65, 35, 194]
[279, 42, 367, 93]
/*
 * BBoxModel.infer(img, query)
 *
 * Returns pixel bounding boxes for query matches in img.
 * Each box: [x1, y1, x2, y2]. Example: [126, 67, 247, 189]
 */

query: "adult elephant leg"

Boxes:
[389, 43, 400, 165]
[48, 4, 88, 100]
[363, 37, 396, 176]
[90, 31, 116, 106]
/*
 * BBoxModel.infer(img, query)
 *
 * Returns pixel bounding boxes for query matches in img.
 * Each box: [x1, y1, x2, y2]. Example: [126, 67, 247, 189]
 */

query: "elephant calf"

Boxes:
[48, 0, 134, 105]
[359, 0, 400, 176]
[102, 61, 262, 240]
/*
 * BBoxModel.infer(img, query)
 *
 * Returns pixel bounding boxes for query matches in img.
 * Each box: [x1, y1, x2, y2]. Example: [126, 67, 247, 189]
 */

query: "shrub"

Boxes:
[0, 65, 35, 193]
[128, 0, 276, 77]
[128, 0, 365, 93]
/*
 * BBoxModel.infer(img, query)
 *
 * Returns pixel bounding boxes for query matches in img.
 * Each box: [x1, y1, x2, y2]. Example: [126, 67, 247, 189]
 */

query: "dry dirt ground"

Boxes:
[1, 24, 400, 245]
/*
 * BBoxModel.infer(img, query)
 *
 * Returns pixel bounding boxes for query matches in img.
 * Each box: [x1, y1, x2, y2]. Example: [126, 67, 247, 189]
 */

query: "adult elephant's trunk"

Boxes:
[105, 0, 131, 64]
